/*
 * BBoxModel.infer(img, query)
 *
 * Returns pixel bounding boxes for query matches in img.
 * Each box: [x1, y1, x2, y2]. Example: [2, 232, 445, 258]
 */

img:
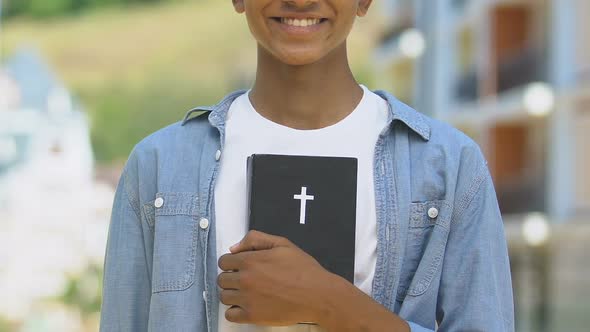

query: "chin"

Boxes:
[274, 49, 326, 66]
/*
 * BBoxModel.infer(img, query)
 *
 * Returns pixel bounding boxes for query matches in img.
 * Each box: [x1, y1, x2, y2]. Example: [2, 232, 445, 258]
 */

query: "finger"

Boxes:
[230, 230, 292, 254]
[225, 305, 250, 324]
[219, 289, 243, 306]
[217, 271, 241, 290]
[219, 251, 259, 271]
[218, 253, 243, 271]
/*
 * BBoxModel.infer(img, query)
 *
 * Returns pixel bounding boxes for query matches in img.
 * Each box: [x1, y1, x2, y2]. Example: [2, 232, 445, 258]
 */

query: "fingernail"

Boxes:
[229, 242, 240, 251]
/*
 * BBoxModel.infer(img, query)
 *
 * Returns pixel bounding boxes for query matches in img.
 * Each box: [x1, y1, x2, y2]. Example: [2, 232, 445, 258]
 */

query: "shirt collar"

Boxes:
[373, 89, 431, 141]
[181, 89, 430, 141]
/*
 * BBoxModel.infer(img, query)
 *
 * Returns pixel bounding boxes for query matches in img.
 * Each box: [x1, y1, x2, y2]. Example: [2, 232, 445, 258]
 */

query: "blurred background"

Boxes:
[0, 0, 588, 331]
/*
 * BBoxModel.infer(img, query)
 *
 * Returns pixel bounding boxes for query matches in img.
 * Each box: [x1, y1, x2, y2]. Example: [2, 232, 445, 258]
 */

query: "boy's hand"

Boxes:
[217, 230, 410, 332]
[217, 230, 338, 326]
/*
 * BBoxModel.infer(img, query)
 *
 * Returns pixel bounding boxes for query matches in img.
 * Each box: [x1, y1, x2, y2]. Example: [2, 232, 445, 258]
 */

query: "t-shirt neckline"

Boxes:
[244, 85, 370, 133]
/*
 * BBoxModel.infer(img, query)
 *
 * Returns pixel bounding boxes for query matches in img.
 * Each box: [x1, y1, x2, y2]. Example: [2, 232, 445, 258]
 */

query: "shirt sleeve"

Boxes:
[435, 162, 515, 331]
[407, 321, 435, 331]
[99, 156, 152, 331]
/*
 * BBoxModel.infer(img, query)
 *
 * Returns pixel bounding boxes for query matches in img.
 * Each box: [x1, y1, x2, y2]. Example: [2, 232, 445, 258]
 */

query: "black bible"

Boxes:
[246, 154, 357, 283]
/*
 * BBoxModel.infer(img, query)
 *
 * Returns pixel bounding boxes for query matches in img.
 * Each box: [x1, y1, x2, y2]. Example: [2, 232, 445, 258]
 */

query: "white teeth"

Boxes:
[280, 18, 321, 27]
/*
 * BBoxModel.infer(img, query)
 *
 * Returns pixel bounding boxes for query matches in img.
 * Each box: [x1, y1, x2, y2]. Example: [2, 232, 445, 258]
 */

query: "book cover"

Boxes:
[247, 154, 357, 283]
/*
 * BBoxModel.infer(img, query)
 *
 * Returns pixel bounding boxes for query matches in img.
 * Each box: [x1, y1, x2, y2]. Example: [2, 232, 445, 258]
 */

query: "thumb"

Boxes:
[229, 230, 291, 253]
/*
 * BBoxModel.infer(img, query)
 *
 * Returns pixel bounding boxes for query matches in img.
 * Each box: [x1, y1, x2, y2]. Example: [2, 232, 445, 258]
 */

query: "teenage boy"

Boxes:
[100, 0, 514, 331]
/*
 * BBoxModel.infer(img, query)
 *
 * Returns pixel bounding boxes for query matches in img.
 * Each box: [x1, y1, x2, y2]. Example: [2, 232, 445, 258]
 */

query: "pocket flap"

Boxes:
[410, 200, 451, 229]
[154, 192, 199, 216]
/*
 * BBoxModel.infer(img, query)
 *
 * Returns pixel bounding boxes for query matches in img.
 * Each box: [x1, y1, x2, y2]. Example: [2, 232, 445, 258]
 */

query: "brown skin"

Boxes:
[219, 1, 410, 331]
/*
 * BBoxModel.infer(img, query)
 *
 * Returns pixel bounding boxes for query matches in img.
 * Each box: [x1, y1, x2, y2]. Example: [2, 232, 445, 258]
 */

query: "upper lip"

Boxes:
[272, 14, 326, 20]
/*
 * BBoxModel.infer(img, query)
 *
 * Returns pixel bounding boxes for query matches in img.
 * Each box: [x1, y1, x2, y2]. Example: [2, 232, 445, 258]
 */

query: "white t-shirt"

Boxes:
[214, 85, 389, 332]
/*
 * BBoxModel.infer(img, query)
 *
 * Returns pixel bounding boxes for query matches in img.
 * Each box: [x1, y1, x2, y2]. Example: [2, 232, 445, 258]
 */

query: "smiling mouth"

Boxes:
[272, 17, 327, 27]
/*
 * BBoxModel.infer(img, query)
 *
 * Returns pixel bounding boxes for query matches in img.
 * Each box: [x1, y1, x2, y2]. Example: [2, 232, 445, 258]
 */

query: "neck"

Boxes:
[249, 42, 363, 130]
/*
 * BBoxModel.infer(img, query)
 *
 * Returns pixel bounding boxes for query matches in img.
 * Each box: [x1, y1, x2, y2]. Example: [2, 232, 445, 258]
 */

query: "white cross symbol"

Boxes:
[293, 186, 314, 225]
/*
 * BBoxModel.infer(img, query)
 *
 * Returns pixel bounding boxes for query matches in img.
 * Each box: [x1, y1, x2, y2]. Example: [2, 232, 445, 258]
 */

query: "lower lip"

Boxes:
[271, 19, 326, 36]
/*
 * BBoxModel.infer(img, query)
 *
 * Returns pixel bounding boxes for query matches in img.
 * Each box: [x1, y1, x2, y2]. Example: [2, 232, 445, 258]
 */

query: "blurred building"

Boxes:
[0, 49, 92, 181]
[0, 49, 112, 330]
[374, 0, 589, 331]
[376, 0, 589, 219]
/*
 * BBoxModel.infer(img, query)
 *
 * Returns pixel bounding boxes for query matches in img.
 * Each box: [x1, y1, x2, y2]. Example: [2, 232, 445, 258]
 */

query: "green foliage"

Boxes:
[1, 0, 30, 18]
[27, 0, 73, 17]
[56, 264, 103, 317]
[0, 316, 14, 332]
[88, 74, 223, 162]
[1, 0, 169, 19]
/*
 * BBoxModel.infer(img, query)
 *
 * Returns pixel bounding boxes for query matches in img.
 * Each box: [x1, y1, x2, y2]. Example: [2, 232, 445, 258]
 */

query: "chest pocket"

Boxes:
[397, 200, 452, 301]
[143, 192, 200, 293]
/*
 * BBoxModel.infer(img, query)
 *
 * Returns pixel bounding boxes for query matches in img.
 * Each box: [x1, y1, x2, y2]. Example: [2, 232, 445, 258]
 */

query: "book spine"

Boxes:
[246, 155, 255, 230]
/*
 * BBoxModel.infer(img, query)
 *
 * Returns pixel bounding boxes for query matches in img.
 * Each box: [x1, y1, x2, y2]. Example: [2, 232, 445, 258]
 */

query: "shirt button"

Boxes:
[202, 290, 207, 301]
[154, 197, 164, 208]
[199, 218, 209, 229]
[215, 150, 222, 161]
[428, 207, 439, 219]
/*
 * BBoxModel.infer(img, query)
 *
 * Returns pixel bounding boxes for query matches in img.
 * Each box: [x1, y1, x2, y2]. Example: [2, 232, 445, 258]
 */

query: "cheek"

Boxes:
[335, 12, 357, 40]
[310, 20, 352, 56]
[244, 14, 268, 42]
[243, 2, 272, 42]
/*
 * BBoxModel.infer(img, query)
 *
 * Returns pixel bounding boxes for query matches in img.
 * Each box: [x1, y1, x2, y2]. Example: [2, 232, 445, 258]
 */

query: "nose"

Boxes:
[283, 0, 319, 8]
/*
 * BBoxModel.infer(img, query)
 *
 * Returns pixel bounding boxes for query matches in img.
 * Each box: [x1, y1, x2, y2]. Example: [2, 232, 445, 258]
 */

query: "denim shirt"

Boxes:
[99, 90, 514, 332]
